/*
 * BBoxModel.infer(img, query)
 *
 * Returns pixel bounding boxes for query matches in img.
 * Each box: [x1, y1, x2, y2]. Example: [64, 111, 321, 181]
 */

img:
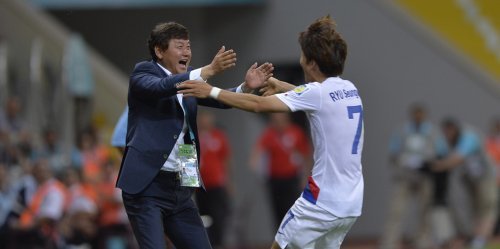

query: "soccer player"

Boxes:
[178, 15, 364, 249]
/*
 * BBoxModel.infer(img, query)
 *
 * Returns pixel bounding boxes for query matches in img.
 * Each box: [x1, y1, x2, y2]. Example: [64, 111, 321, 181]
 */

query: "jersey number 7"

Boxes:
[347, 105, 363, 155]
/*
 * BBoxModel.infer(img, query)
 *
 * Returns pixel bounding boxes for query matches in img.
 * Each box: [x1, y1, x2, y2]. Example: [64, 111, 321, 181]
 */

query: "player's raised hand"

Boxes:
[260, 77, 296, 96]
[259, 77, 281, 96]
[201, 46, 237, 80]
[243, 62, 274, 91]
[177, 80, 212, 98]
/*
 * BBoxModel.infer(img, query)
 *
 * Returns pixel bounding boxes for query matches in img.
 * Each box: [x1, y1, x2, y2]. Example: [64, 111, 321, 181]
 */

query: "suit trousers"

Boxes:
[122, 171, 212, 249]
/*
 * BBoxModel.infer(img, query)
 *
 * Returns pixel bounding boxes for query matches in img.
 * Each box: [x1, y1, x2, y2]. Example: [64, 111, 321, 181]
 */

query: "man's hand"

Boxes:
[178, 80, 213, 98]
[241, 62, 274, 93]
[201, 46, 237, 80]
[259, 77, 282, 96]
[259, 77, 296, 96]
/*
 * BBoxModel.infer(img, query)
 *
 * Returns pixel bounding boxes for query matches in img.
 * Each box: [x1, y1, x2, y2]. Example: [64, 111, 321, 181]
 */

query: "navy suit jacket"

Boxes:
[116, 60, 231, 194]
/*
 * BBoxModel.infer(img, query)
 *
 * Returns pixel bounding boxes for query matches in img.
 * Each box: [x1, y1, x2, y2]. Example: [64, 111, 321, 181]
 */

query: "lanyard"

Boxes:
[181, 99, 196, 145]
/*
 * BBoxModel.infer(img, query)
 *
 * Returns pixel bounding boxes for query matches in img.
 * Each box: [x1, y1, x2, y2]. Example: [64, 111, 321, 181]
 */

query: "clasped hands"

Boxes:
[178, 62, 275, 98]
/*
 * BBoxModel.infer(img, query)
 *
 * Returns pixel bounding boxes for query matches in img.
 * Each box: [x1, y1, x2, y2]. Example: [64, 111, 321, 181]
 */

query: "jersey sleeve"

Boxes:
[275, 84, 321, 112]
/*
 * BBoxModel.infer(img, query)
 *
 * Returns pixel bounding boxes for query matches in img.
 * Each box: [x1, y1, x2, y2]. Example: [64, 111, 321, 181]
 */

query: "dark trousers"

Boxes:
[268, 176, 301, 229]
[122, 171, 212, 249]
[195, 187, 229, 248]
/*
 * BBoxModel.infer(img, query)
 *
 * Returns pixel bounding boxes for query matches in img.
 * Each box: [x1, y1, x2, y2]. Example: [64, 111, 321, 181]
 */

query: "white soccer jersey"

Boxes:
[276, 77, 364, 217]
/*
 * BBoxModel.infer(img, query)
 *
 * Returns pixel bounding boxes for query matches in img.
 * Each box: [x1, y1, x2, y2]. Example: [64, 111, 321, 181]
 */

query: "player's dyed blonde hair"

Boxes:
[299, 15, 347, 77]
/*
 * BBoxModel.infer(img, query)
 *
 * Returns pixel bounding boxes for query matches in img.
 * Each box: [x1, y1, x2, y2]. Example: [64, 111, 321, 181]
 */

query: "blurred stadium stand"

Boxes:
[0, 0, 127, 148]
[28, 0, 264, 9]
[395, 0, 500, 81]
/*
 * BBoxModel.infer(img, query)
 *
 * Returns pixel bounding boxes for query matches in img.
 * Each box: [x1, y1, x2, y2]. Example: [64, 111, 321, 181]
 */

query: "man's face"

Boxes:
[443, 125, 458, 145]
[156, 39, 192, 74]
[411, 109, 426, 124]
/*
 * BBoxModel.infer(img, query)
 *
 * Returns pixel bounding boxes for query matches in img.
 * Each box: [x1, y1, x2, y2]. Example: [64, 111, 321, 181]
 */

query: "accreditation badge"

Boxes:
[177, 144, 201, 187]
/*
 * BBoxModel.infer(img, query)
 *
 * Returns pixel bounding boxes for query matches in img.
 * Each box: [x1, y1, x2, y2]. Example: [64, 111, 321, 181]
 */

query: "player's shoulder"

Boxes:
[289, 82, 321, 95]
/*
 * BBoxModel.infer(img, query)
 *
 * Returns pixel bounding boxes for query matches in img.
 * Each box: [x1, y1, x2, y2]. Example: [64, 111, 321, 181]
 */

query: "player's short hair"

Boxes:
[299, 15, 347, 77]
[148, 22, 189, 61]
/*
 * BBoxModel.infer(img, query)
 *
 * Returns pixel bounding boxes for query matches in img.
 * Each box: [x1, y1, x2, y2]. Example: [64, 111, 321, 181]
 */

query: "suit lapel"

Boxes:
[153, 61, 195, 126]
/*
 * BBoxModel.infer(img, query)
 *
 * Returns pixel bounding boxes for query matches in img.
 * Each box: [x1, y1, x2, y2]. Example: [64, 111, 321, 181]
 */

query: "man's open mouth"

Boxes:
[179, 60, 188, 66]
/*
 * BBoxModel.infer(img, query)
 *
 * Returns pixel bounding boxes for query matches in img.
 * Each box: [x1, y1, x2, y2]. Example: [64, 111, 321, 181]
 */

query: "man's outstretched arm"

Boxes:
[178, 80, 289, 113]
[259, 77, 297, 96]
[200, 46, 237, 80]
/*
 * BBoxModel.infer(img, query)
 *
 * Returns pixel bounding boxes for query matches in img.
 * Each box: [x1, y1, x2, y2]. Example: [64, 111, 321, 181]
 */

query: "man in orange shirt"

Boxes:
[195, 110, 231, 249]
[251, 113, 311, 228]
[13, 158, 67, 248]
[486, 118, 500, 234]
[486, 118, 500, 169]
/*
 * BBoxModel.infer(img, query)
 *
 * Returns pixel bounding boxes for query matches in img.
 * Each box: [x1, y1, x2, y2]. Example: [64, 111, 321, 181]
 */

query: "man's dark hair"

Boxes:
[410, 103, 426, 114]
[299, 15, 347, 77]
[441, 117, 460, 130]
[148, 22, 189, 61]
[441, 117, 461, 146]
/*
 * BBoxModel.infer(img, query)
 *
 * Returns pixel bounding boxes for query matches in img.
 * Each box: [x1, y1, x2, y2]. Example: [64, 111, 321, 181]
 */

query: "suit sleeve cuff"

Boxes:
[236, 83, 244, 93]
[189, 68, 204, 81]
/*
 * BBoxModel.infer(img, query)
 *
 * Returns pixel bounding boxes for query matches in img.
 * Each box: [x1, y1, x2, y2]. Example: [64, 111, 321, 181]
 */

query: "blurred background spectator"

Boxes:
[379, 105, 442, 249]
[432, 118, 498, 249]
[250, 113, 311, 230]
[196, 110, 232, 249]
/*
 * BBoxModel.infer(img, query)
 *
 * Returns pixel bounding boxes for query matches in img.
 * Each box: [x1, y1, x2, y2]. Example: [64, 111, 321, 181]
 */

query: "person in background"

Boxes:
[59, 167, 98, 248]
[486, 117, 500, 180]
[0, 162, 16, 247]
[486, 118, 500, 235]
[76, 126, 110, 184]
[379, 105, 442, 249]
[432, 118, 498, 249]
[0, 97, 31, 170]
[0, 96, 27, 144]
[110, 107, 128, 154]
[34, 128, 67, 176]
[97, 158, 131, 249]
[250, 112, 311, 229]
[11, 158, 68, 248]
[195, 110, 232, 249]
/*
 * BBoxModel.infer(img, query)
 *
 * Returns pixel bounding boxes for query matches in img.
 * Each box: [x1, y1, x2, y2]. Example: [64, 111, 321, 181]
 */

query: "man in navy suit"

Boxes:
[116, 22, 272, 249]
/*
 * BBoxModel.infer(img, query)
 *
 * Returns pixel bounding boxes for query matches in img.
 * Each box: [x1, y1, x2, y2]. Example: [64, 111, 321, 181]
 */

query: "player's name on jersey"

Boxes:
[329, 89, 360, 102]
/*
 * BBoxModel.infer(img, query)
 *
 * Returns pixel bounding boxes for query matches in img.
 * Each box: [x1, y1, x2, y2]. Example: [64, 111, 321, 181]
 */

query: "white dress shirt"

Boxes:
[157, 63, 202, 171]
